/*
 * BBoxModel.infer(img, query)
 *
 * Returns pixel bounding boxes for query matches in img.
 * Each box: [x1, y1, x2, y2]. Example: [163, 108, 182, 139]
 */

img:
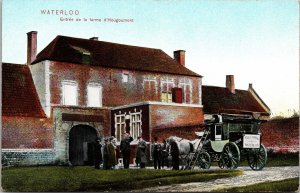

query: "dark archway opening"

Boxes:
[69, 125, 98, 166]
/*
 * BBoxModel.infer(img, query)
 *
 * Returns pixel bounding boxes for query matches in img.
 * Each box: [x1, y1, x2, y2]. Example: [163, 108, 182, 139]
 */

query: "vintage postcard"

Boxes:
[1, 0, 299, 192]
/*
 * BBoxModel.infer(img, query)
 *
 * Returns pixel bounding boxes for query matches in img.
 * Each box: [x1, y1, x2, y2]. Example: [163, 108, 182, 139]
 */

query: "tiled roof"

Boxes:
[202, 85, 269, 115]
[32, 35, 201, 77]
[2, 63, 46, 117]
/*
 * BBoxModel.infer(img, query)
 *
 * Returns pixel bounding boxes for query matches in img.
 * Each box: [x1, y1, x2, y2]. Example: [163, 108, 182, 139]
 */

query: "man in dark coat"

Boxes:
[120, 133, 133, 169]
[170, 140, 180, 170]
[102, 138, 109, 169]
[161, 139, 169, 168]
[94, 138, 102, 169]
[136, 136, 147, 169]
[151, 137, 162, 169]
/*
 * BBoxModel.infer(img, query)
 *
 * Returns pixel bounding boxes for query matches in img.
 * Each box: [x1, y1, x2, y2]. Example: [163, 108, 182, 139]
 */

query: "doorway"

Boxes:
[69, 125, 98, 166]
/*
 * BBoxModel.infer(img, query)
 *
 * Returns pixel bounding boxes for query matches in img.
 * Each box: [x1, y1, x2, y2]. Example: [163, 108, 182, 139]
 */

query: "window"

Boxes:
[62, 81, 78, 106]
[115, 113, 126, 142]
[179, 78, 192, 103]
[87, 83, 102, 107]
[161, 78, 175, 103]
[143, 76, 158, 97]
[122, 73, 129, 83]
[161, 92, 172, 103]
[130, 110, 142, 139]
[215, 125, 222, 141]
[82, 52, 91, 65]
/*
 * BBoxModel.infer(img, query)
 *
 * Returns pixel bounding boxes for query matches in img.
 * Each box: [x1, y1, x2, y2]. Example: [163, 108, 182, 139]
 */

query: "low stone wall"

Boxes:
[2, 149, 56, 167]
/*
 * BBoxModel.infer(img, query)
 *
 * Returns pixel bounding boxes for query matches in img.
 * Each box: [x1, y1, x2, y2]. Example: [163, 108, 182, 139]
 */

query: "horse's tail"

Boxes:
[189, 142, 194, 153]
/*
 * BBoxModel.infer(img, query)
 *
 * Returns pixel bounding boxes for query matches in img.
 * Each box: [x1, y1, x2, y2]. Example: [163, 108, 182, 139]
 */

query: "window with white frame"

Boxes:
[62, 81, 78, 106]
[143, 76, 158, 99]
[87, 83, 102, 107]
[115, 113, 126, 142]
[179, 78, 193, 103]
[122, 73, 129, 83]
[130, 110, 142, 139]
[161, 78, 175, 103]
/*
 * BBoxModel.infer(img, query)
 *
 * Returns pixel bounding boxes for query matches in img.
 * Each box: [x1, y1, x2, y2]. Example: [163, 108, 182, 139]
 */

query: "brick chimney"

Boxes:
[89, 37, 98, 41]
[226, 75, 235, 94]
[27, 31, 37, 65]
[174, 50, 185, 66]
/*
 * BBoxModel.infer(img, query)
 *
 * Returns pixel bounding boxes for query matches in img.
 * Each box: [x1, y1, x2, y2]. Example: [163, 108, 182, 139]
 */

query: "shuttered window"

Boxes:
[62, 81, 78, 106]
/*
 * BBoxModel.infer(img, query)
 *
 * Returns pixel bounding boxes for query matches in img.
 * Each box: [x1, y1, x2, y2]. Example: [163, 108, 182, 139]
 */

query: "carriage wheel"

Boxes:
[247, 144, 267, 171]
[218, 158, 225, 169]
[197, 152, 211, 169]
[221, 142, 240, 169]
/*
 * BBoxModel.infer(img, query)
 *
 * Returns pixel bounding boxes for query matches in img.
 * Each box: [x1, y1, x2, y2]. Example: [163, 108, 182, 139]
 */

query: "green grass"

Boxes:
[214, 177, 299, 192]
[2, 166, 243, 192]
[210, 152, 299, 168]
[266, 152, 299, 166]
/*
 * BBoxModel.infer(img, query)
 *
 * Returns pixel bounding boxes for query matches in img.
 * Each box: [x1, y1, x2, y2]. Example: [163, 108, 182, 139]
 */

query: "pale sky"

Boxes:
[2, 0, 299, 116]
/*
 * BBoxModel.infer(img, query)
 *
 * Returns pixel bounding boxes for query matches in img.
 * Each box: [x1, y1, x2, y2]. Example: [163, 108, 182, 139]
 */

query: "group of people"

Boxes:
[94, 133, 180, 170]
[94, 136, 117, 170]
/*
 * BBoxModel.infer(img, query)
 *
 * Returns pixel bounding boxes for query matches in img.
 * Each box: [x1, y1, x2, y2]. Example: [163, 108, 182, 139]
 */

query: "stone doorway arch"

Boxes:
[69, 124, 98, 166]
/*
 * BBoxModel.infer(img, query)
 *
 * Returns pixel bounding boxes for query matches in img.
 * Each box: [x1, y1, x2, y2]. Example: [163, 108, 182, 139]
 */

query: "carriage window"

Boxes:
[115, 114, 126, 142]
[215, 125, 222, 140]
[216, 125, 222, 135]
[223, 123, 229, 139]
[228, 123, 256, 133]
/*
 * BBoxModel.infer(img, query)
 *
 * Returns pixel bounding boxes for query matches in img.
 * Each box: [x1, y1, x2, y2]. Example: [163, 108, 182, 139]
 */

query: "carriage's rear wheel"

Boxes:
[221, 142, 240, 169]
[218, 158, 225, 169]
[197, 152, 211, 169]
[247, 144, 267, 171]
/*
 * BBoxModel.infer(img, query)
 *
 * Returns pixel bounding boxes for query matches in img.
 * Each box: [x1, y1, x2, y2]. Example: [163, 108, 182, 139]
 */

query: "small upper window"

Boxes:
[82, 52, 91, 65]
[62, 81, 78, 106]
[122, 73, 129, 83]
[87, 83, 102, 107]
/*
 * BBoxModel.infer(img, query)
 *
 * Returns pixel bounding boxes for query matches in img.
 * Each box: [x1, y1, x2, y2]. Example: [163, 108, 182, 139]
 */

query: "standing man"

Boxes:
[170, 140, 180, 170]
[151, 137, 162, 169]
[120, 133, 133, 169]
[94, 138, 102, 169]
[102, 138, 109, 169]
[136, 136, 147, 169]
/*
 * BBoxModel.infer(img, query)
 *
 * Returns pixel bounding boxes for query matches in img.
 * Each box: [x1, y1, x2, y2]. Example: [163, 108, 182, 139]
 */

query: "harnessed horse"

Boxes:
[166, 136, 201, 169]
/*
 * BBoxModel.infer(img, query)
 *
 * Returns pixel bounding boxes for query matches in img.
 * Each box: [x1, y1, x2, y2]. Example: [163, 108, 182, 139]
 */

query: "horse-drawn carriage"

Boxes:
[167, 113, 268, 171]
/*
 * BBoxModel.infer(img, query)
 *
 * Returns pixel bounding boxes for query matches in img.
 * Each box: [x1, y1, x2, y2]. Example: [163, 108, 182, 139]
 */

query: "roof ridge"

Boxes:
[32, 35, 202, 77]
[2, 62, 26, 66]
[202, 85, 248, 92]
[57, 35, 162, 51]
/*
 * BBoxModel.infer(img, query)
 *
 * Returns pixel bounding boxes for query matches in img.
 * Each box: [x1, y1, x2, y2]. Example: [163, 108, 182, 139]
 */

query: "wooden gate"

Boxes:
[69, 125, 97, 166]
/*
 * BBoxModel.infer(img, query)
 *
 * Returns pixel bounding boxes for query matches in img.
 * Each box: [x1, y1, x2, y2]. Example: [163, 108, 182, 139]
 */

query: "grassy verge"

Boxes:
[214, 177, 299, 192]
[2, 166, 243, 192]
[210, 152, 299, 167]
[266, 152, 299, 166]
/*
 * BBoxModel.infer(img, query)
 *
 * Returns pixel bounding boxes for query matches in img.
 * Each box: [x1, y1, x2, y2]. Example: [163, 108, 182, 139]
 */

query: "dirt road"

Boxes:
[133, 166, 299, 192]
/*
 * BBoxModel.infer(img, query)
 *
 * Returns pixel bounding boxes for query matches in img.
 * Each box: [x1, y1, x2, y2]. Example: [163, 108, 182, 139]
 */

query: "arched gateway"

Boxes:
[69, 125, 98, 166]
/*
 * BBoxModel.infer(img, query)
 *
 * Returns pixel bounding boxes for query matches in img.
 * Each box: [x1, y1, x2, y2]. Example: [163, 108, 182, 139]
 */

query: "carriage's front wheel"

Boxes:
[221, 142, 240, 169]
[197, 152, 211, 169]
[247, 144, 267, 171]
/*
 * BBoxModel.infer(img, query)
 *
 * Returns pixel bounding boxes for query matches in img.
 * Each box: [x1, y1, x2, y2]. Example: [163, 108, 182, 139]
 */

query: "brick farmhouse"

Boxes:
[2, 31, 280, 166]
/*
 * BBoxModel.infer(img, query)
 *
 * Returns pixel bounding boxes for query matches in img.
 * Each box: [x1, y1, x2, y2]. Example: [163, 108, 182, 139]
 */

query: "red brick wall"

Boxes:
[261, 117, 299, 152]
[49, 61, 201, 108]
[2, 116, 53, 148]
[150, 105, 204, 142]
